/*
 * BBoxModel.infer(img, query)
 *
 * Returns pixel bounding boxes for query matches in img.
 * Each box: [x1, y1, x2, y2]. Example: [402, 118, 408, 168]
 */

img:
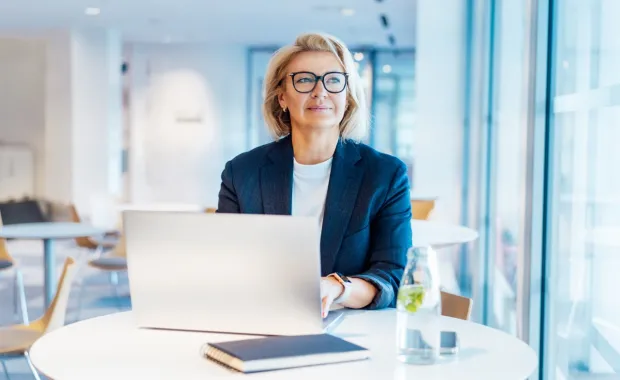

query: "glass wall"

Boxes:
[486, 0, 529, 336]
[467, 0, 620, 376]
[248, 49, 276, 148]
[370, 50, 416, 176]
[544, 0, 620, 377]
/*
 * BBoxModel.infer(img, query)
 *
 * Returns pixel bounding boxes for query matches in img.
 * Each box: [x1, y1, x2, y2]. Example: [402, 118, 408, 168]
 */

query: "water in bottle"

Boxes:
[396, 246, 442, 364]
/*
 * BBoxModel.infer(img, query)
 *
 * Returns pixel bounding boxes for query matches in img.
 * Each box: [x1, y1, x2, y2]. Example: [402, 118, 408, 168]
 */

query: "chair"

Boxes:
[0, 213, 29, 325]
[0, 199, 47, 225]
[68, 204, 124, 270]
[87, 233, 126, 276]
[440, 291, 473, 320]
[75, 234, 127, 318]
[69, 204, 117, 251]
[411, 199, 436, 220]
[88, 232, 127, 278]
[0, 257, 78, 380]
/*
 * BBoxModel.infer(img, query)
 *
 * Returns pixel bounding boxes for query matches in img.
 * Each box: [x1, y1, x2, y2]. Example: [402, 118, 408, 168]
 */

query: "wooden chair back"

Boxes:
[441, 291, 473, 320]
[69, 204, 99, 249]
[38, 257, 79, 333]
[0, 212, 15, 264]
[411, 200, 436, 220]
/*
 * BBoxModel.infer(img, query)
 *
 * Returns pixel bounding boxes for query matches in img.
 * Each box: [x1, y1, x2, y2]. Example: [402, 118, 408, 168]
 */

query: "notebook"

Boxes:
[203, 334, 370, 373]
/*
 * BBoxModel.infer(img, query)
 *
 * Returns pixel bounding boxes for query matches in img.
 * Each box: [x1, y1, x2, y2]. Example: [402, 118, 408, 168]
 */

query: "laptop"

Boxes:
[123, 210, 344, 336]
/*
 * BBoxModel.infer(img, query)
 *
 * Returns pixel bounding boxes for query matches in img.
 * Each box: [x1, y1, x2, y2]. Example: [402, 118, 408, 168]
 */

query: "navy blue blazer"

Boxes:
[217, 135, 413, 309]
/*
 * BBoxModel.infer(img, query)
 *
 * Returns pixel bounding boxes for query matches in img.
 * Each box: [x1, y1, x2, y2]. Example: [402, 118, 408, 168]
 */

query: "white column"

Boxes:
[413, 0, 467, 225]
[45, 31, 73, 204]
[44, 29, 123, 219]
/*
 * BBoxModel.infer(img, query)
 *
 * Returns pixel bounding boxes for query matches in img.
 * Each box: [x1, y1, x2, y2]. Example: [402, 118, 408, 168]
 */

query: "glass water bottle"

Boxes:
[396, 246, 442, 364]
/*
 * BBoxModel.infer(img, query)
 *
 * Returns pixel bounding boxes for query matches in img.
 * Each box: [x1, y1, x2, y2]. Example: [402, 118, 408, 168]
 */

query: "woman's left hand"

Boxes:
[320, 277, 344, 318]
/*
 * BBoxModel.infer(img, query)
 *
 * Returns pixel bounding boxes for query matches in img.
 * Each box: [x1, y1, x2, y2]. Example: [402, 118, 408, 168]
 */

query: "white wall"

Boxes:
[0, 37, 46, 196]
[70, 29, 123, 214]
[44, 31, 73, 203]
[0, 36, 248, 210]
[127, 44, 247, 207]
[414, 0, 466, 225]
[44, 29, 124, 218]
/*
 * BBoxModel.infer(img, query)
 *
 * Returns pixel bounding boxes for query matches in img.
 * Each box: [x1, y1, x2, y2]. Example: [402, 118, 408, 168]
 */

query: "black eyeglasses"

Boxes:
[288, 71, 349, 94]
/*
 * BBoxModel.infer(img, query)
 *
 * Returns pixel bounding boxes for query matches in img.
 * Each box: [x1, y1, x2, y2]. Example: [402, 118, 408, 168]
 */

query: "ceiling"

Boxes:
[0, 0, 416, 47]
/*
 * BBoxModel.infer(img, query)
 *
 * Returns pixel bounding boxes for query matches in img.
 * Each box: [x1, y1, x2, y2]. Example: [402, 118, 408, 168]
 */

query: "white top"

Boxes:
[29, 310, 537, 380]
[411, 220, 479, 248]
[291, 157, 332, 234]
[0, 222, 106, 240]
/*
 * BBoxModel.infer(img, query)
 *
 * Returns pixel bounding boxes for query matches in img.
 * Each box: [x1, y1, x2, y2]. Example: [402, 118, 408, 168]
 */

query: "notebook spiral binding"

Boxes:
[200, 343, 243, 372]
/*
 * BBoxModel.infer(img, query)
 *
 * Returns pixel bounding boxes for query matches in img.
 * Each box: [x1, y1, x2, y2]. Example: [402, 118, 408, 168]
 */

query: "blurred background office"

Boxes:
[0, 0, 618, 378]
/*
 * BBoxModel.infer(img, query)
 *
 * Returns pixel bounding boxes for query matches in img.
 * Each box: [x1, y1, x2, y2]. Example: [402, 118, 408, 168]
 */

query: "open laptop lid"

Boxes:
[123, 211, 326, 336]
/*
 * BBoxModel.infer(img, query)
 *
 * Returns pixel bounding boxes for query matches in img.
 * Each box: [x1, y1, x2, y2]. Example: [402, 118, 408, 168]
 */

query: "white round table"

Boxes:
[117, 203, 205, 212]
[411, 220, 479, 248]
[410, 195, 438, 201]
[0, 222, 106, 307]
[30, 310, 537, 380]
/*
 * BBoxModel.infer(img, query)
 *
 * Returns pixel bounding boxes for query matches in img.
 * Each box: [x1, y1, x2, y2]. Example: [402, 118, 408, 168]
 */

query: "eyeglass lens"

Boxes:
[292, 72, 347, 93]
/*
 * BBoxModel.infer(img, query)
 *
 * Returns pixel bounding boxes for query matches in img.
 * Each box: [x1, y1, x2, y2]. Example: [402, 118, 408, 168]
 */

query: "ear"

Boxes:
[278, 92, 286, 109]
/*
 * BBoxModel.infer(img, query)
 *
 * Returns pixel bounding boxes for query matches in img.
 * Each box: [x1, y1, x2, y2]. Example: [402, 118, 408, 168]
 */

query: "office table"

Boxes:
[411, 220, 479, 249]
[30, 309, 537, 380]
[0, 222, 105, 307]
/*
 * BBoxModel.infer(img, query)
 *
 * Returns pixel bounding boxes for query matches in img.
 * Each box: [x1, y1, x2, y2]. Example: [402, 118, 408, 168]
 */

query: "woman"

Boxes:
[217, 32, 412, 317]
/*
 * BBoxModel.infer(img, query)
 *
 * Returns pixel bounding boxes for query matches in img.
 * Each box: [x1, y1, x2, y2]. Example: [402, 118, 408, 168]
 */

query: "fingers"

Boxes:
[322, 296, 331, 319]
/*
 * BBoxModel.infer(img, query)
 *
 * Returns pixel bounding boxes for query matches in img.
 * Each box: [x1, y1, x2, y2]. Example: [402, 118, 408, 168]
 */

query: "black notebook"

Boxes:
[203, 334, 370, 373]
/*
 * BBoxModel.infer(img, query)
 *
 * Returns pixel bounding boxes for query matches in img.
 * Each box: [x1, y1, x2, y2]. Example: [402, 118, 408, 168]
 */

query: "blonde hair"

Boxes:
[262, 32, 369, 142]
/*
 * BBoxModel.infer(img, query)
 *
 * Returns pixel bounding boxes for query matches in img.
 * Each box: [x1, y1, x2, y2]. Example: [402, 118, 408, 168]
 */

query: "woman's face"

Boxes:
[279, 51, 348, 133]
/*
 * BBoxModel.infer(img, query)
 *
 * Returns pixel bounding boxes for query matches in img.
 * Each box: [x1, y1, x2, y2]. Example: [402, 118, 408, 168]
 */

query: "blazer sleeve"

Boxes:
[217, 160, 241, 213]
[353, 161, 412, 309]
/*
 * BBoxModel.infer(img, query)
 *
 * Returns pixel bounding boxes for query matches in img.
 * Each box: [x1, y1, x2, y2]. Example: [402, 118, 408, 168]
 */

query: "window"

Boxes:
[544, 0, 620, 377]
[370, 50, 416, 173]
[486, 0, 529, 336]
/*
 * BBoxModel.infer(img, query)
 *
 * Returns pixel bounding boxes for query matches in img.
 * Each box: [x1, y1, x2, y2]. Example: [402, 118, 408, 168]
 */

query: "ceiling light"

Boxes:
[85, 7, 101, 16]
[341, 8, 355, 16]
[382, 64, 392, 74]
[353, 52, 364, 61]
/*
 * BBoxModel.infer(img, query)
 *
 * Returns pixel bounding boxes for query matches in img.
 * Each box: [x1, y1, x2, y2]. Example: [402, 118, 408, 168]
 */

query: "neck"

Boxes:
[290, 125, 339, 165]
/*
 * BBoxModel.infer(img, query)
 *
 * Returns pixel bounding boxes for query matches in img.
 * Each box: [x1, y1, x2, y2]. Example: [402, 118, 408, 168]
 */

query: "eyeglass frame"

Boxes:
[287, 71, 349, 94]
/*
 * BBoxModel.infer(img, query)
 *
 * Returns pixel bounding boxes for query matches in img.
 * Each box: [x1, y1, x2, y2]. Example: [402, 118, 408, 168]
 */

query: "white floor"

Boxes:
[0, 239, 130, 379]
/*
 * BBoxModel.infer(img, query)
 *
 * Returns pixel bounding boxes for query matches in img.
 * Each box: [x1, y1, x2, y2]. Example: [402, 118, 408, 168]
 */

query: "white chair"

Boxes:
[0, 213, 29, 325]
[0, 257, 79, 379]
[75, 234, 127, 320]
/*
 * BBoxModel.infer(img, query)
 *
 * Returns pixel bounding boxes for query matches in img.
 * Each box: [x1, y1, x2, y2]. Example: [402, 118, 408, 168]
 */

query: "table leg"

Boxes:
[43, 239, 55, 309]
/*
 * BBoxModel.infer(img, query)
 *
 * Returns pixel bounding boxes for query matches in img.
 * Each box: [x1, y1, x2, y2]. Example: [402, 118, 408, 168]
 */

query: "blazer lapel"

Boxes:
[261, 136, 294, 215]
[320, 140, 363, 275]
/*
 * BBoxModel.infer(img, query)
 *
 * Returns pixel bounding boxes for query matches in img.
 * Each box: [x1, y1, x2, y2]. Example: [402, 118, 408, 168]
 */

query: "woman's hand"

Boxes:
[320, 277, 344, 318]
